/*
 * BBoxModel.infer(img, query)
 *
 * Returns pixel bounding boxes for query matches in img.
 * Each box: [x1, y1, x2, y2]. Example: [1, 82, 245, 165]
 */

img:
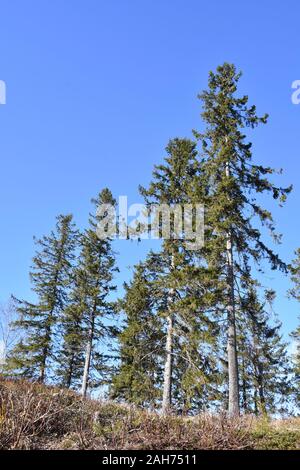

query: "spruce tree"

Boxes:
[194, 63, 292, 415]
[139, 138, 219, 414]
[6, 215, 78, 382]
[79, 188, 118, 397]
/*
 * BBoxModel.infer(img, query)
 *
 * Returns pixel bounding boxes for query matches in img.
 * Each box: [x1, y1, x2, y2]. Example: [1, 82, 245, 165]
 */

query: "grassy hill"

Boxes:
[0, 378, 299, 450]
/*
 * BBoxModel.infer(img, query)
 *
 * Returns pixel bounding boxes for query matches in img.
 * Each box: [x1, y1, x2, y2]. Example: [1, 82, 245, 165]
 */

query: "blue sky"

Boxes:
[0, 0, 300, 343]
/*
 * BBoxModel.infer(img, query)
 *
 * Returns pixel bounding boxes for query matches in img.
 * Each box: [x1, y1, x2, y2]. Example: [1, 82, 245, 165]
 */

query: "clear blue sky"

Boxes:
[0, 0, 299, 342]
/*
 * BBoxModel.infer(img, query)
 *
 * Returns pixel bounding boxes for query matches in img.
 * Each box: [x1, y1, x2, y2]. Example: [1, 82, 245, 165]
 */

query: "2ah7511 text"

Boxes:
[102, 453, 197, 466]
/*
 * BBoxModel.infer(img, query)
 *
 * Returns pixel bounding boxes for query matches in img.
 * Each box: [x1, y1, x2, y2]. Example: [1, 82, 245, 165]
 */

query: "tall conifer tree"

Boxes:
[7, 215, 78, 382]
[194, 63, 291, 415]
[140, 138, 218, 414]
[79, 188, 118, 397]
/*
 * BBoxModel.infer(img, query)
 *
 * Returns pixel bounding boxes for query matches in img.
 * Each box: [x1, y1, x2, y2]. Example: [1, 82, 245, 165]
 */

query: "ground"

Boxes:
[0, 379, 299, 450]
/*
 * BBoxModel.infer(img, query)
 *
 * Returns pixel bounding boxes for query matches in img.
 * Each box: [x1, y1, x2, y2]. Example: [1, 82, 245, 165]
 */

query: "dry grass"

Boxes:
[0, 379, 95, 449]
[0, 378, 299, 450]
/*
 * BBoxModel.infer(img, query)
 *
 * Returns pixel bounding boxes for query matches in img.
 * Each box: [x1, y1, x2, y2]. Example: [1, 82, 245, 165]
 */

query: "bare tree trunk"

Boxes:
[257, 364, 267, 415]
[39, 324, 52, 383]
[241, 357, 248, 412]
[81, 340, 91, 397]
[39, 354, 47, 383]
[65, 355, 74, 389]
[226, 161, 240, 417]
[254, 388, 258, 415]
[162, 313, 173, 415]
[162, 255, 175, 415]
[81, 316, 95, 398]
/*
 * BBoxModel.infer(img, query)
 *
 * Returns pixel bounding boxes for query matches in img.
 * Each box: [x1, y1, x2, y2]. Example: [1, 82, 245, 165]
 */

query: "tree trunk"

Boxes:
[81, 315, 95, 398]
[65, 355, 74, 388]
[257, 364, 267, 415]
[162, 254, 175, 415]
[162, 313, 173, 415]
[39, 355, 46, 383]
[254, 388, 258, 415]
[241, 357, 248, 412]
[39, 323, 52, 383]
[226, 161, 240, 417]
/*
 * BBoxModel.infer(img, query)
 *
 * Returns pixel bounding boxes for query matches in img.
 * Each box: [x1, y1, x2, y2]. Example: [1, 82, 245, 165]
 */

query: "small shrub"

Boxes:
[251, 419, 300, 450]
